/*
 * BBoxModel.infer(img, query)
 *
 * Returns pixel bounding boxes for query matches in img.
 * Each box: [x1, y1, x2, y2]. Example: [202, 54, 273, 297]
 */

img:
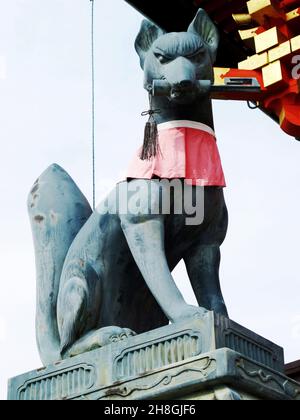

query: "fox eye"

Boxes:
[185, 49, 205, 61]
[154, 53, 171, 64]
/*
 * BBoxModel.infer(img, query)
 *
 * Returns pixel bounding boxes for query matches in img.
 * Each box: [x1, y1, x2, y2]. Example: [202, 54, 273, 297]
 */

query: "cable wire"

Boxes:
[90, 0, 96, 210]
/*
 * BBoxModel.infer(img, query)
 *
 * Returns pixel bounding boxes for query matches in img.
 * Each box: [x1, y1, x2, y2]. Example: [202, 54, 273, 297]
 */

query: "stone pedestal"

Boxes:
[7, 312, 300, 400]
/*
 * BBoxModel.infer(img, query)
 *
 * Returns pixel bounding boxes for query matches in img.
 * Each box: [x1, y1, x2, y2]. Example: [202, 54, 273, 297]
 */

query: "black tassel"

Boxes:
[140, 115, 159, 160]
[140, 95, 161, 160]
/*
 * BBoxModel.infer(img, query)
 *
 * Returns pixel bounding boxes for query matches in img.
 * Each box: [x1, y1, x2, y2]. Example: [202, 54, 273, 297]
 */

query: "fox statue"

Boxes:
[28, 9, 228, 367]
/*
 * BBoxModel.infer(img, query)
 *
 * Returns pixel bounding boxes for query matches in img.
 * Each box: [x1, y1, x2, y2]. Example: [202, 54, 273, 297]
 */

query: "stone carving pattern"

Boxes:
[18, 364, 96, 401]
[237, 359, 299, 399]
[225, 330, 276, 369]
[114, 331, 202, 380]
[96, 357, 215, 400]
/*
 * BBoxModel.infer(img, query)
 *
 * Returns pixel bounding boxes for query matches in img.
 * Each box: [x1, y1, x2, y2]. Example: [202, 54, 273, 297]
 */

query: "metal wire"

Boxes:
[90, 0, 96, 210]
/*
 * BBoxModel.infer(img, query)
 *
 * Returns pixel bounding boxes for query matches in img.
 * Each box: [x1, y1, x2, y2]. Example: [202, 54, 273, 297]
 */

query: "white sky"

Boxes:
[0, 0, 300, 400]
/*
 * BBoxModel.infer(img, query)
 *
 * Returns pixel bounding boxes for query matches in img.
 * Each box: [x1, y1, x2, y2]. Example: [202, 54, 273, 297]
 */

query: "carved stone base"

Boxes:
[7, 313, 300, 400]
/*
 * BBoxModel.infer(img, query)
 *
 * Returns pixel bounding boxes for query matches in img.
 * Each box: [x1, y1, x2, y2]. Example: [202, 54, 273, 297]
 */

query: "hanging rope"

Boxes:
[90, 0, 96, 210]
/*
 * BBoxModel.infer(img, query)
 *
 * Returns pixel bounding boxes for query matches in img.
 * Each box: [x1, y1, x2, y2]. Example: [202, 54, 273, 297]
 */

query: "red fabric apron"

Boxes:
[127, 120, 226, 187]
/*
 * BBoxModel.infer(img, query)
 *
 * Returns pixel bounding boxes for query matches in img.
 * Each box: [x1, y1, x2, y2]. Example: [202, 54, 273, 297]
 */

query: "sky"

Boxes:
[0, 0, 300, 400]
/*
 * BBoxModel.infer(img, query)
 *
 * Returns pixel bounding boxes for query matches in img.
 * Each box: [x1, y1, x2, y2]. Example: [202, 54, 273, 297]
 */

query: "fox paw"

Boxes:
[64, 326, 136, 358]
[173, 305, 208, 323]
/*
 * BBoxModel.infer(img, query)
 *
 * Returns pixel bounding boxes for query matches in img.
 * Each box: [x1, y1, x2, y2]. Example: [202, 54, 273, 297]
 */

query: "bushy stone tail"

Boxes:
[27, 164, 92, 366]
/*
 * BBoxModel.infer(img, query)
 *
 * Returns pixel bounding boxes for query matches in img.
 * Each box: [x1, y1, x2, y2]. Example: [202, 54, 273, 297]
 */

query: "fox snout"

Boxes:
[169, 79, 198, 103]
[146, 57, 202, 103]
[161, 57, 198, 102]
[169, 82, 197, 103]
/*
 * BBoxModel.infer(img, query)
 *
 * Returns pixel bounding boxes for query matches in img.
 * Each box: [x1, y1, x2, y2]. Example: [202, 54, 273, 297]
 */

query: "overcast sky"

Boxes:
[0, 0, 299, 400]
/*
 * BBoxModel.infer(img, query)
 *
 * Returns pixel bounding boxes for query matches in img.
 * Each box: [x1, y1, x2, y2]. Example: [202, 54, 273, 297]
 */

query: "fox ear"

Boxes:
[135, 20, 165, 69]
[188, 9, 219, 63]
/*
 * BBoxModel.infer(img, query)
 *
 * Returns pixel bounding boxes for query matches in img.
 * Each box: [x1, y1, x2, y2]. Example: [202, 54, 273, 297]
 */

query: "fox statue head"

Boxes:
[135, 9, 219, 104]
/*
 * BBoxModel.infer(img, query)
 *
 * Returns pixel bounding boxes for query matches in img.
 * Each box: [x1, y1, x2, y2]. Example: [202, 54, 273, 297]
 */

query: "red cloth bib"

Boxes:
[127, 120, 226, 187]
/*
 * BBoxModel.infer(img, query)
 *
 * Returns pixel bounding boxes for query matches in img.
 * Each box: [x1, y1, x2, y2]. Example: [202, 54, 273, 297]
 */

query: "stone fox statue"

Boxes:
[28, 9, 228, 367]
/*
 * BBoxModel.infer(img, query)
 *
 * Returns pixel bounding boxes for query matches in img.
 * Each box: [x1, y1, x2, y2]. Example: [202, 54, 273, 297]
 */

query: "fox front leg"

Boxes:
[184, 244, 228, 317]
[184, 189, 229, 317]
[119, 180, 207, 323]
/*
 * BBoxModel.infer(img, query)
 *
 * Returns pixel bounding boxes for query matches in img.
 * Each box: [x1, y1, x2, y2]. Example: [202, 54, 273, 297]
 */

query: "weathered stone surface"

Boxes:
[8, 315, 297, 401]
